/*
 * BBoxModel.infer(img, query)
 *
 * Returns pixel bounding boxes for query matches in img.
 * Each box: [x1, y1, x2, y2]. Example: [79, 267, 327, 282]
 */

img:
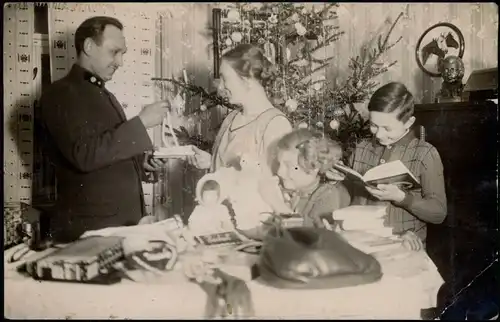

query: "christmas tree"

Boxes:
[154, 3, 403, 158]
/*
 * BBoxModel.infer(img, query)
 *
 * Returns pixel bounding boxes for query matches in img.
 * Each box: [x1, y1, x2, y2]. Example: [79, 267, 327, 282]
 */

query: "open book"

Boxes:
[333, 160, 421, 190]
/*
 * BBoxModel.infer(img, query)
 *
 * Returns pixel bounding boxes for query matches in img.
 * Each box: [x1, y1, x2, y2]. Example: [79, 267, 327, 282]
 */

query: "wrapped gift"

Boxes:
[4, 202, 23, 248]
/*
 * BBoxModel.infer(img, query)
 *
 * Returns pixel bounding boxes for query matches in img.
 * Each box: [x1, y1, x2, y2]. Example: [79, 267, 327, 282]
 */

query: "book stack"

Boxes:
[333, 205, 391, 238]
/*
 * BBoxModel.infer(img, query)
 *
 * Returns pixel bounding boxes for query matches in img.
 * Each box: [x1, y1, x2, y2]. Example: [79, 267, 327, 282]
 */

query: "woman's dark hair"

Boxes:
[367, 82, 415, 122]
[74, 16, 123, 56]
[276, 129, 343, 175]
[222, 44, 278, 86]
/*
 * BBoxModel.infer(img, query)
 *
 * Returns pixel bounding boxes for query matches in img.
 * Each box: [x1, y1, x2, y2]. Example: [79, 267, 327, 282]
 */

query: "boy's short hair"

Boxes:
[368, 82, 415, 122]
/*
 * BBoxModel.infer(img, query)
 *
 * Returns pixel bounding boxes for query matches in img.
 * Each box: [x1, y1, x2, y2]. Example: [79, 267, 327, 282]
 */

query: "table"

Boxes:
[4, 238, 444, 319]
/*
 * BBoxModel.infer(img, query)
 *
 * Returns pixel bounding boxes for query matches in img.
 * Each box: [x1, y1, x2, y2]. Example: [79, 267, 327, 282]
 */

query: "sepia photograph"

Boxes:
[3, 2, 498, 320]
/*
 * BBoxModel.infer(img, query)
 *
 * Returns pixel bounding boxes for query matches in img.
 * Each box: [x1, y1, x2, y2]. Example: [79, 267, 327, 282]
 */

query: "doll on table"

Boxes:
[188, 179, 234, 235]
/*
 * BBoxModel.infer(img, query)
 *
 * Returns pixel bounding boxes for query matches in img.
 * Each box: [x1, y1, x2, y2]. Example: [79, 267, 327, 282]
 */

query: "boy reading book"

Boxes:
[328, 82, 447, 251]
[333, 159, 421, 190]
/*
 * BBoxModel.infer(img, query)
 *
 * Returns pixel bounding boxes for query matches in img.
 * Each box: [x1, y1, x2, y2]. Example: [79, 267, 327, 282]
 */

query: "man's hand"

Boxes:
[365, 184, 406, 203]
[187, 145, 212, 170]
[143, 151, 167, 172]
[138, 100, 171, 128]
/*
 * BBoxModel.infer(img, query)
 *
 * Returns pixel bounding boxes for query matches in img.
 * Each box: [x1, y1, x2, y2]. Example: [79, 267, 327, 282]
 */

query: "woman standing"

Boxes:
[187, 44, 292, 174]
[184, 44, 292, 230]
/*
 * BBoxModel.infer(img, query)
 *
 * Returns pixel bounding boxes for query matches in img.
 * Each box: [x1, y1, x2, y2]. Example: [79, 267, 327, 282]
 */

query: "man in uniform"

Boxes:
[39, 16, 170, 242]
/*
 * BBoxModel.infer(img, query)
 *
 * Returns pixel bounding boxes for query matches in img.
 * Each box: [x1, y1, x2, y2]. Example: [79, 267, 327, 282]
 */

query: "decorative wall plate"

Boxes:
[415, 22, 465, 77]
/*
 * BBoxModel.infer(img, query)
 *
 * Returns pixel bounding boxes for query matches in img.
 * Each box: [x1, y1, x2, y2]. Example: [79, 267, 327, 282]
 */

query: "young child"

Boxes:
[188, 179, 234, 235]
[273, 129, 352, 228]
[330, 82, 447, 251]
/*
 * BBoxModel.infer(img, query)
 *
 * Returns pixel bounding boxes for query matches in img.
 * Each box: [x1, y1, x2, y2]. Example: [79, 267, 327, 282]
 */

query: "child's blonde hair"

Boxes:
[276, 129, 343, 175]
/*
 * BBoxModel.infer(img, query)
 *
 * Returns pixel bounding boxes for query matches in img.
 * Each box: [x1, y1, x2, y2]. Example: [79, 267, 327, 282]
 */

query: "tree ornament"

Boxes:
[227, 9, 240, 22]
[200, 104, 207, 112]
[285, 47, 292, 61]
[313, 82, 323, 91]
[295, 22, 307, 36]
[298, 122, 308, 129]
[332, 108, 345, 117]
[329, 119, 340, 130]
[225, 37, 233, 46]
[268, 14, 278, 24]
[285, 98, 298, 112]
[242, 19, 251, 29]
[316, 121, 324, 128]
[231, 31, 243, 43]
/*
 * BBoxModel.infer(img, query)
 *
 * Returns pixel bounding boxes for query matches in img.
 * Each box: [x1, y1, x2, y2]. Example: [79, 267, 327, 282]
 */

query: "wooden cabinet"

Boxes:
[415, 100, 497, 232]
[414, 101, 498, 302]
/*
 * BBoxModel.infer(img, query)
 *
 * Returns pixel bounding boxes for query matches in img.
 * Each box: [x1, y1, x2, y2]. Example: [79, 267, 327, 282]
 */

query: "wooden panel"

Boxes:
[327, 3, 498, 107]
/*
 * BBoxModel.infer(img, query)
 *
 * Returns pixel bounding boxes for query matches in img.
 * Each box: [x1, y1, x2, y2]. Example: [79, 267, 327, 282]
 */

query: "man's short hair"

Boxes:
[74, 16, 123, 56]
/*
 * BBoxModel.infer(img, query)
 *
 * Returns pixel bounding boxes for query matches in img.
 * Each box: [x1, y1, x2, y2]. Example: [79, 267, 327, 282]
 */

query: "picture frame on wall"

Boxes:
[415, 22, 465, 78]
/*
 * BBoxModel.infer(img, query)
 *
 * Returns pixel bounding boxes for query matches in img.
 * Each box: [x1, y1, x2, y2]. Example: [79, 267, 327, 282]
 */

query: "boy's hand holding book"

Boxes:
[331, 160, 421, 190]
[366, 184, 406, 203]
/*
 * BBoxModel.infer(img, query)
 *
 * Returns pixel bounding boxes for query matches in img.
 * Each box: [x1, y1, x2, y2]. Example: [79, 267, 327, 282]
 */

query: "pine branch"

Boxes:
[319, 3, 338, 18]
[309, 31, 345, 52]
[152, 77, 239, 113]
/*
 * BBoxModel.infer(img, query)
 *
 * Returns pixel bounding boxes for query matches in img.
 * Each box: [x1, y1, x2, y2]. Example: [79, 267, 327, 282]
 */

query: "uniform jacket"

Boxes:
[39, 64, 155, 242]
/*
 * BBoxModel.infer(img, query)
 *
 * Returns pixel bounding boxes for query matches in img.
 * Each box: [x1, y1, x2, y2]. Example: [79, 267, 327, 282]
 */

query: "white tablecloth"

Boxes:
[4, 241, 443, 319]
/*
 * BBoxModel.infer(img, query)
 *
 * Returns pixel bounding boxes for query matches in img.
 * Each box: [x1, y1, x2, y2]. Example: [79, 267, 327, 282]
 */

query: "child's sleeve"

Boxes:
[393, 146, 447, 224]
[310, 183, 352, 226]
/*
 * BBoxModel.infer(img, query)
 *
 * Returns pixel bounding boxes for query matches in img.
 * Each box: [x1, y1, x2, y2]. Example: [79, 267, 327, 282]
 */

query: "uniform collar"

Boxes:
[372, 126, 418, 148]
[69, 63, 105, 88]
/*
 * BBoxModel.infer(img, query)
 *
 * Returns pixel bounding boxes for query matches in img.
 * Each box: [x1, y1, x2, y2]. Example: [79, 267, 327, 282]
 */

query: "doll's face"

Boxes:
[202, 190, 219, 206]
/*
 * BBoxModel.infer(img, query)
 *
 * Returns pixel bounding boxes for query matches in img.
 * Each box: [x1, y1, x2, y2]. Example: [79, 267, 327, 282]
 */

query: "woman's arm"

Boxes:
[393, 147, 448, 224]
[262, 116, 293, 176]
